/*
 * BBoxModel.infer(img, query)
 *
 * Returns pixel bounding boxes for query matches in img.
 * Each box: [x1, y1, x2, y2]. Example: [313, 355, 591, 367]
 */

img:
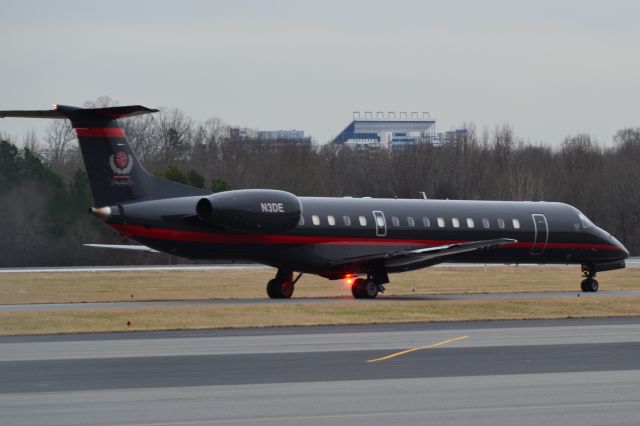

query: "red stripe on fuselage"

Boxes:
[75, 127, 125, 138]
[109, 224, 621, 251]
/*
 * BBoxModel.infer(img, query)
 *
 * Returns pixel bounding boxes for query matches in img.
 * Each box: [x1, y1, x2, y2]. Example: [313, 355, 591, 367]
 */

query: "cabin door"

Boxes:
[530, 214, 549, 255]
[373, 211, 387, 237]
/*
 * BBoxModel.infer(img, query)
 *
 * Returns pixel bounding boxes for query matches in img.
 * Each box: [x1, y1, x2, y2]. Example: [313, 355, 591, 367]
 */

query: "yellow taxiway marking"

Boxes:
[366, 335, 469, 363]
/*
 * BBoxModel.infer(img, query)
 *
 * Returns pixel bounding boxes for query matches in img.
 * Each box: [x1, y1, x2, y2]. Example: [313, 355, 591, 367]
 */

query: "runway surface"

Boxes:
[3, 289, 640, 312]
[2, 318, 640, 425]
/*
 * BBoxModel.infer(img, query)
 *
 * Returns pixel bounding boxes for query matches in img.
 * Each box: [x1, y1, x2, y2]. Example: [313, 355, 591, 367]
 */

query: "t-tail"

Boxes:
[0, 104, 209, 206]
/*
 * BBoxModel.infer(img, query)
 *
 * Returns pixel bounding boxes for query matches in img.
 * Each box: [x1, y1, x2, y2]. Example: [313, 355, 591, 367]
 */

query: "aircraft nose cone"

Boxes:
[611, 235, 629, 259]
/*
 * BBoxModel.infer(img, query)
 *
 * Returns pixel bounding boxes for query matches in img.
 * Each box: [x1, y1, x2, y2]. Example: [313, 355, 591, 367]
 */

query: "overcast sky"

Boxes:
[1, 0, 639, 145]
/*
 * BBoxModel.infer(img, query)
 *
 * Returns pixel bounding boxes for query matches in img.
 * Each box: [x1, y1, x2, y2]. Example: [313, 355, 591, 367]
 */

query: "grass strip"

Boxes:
[1, 296, 640, 335]
[1, 267, 639, 304]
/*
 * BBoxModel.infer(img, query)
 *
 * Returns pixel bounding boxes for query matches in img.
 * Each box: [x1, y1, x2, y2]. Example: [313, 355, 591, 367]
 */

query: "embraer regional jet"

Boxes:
[0, 105, 629, 299]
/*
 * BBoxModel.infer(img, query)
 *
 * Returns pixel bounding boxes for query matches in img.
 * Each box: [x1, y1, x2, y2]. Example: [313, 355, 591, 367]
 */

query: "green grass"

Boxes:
[1, 296, 639, 335]
[1, 267, 639, 304]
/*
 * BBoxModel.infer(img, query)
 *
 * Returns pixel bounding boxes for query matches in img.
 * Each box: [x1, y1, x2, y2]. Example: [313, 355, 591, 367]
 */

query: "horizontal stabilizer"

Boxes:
[0, 109, 66, 119]
[84, 244, 160, 253]
[0, 104, 158, 120]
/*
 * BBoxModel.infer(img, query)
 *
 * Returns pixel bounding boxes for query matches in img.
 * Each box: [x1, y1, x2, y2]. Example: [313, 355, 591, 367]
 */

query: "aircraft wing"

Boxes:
[84, 244, 160, 253]
[330, 238, 517, 269]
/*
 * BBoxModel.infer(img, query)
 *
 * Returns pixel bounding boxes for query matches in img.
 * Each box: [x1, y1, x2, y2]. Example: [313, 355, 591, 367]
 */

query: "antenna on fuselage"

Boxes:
[419, 192, 428, 200]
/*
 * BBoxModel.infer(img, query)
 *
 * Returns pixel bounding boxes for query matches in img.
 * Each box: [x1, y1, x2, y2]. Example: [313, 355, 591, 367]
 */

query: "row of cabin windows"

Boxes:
[302, 215, 521, 230]
[308, 215, 367, 227]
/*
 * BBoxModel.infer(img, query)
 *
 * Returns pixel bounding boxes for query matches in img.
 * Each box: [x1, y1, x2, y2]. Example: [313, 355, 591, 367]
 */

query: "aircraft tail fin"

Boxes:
[1, 104, 210, 207]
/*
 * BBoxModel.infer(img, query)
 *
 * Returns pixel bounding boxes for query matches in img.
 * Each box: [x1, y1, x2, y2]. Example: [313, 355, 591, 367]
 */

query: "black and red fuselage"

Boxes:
[108, 195, 628, 279]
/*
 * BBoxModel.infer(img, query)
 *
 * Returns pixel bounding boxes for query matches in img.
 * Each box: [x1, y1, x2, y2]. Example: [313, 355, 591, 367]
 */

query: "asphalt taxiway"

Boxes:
[2, 318, 640, 425]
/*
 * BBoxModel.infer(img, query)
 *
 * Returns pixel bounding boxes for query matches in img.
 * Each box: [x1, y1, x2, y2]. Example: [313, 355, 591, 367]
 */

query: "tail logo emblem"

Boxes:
[109, 151, 134, 175]
[114, 151, 129, 169]
[109, 151, 134, 186]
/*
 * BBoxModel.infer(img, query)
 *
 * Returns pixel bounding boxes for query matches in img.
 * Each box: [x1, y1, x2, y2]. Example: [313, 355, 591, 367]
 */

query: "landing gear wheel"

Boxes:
[266, 279, 295, 299]
[581, 278, 599, 293]
[279, 280, 294, 299]
[580, 263, 599, 293]
[267, 279, 280, 299]
[351, 279, 363, 298]
[580, 279, 588, 293]
[351, 278, 379, 299]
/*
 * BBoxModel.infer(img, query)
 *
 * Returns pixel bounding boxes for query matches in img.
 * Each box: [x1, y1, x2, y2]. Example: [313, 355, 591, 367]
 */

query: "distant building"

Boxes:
[438, 128, 469, 144]
[258, 129, 311, 144]
[230, 128, 311, 145]
[229, 127, 253, 140]
[333, 111, 466, 150]
[333, 111, 436, 150]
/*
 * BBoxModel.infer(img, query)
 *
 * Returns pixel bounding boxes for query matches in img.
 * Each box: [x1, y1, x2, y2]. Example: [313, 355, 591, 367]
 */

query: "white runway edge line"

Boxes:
[0, 264, 270, 273]
[2, 257, 639, 273]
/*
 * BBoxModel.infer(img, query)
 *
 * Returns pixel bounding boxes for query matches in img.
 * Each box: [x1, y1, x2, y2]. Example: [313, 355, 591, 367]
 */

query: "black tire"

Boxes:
[363, 280, 379, 299]
[266, 279, 280, 299]
[351, 279, 378, 299]
[267, 278, 295, 299]
[580, 279, 589, 293]
[351, 278, 365, 299]
[581, 278, 599, 293]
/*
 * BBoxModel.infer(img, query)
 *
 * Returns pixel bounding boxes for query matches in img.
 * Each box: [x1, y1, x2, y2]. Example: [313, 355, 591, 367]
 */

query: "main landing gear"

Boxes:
[351, 278, 383, 299]
[350, 272, 387, 299]
[580, 263, 599, 293]
[266, 270, 303, 299]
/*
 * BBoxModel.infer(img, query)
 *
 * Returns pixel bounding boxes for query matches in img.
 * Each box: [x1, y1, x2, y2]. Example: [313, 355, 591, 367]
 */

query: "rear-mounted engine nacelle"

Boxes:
[196, 189, 301, 233]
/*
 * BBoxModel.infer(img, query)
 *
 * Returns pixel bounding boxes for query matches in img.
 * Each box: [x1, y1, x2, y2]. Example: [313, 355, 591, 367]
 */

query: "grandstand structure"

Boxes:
[332, 111, 464, 150]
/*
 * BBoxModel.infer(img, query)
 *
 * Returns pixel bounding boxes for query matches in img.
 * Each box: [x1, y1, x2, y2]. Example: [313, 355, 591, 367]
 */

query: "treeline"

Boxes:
[1, 101, 639, 266]
[0, 140, 180, 266]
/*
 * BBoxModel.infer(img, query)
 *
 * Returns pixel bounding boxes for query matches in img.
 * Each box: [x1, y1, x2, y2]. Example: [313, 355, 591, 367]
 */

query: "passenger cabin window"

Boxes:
[327, 215, 336, 226]
[422, 217, 431, 227]
[482, 218, 490, 229]
[512, 219, 520, 229]
[391, 216, 400, 227]
[375, 215, 385, 227]
[298, 216, 305, 226]
[452, 218, 460, 228]
[437, 217, 445, 228]
[343, 216, 351, 226]
[407, 217, 415, 227]
[312, 215, 320, 226]
[359, 216, 367, 226]
[467, 218, 475, 228]
[497, 218, 505, 229]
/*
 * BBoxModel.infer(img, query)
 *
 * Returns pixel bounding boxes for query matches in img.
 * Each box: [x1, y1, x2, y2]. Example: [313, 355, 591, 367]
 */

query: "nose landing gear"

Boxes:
[580, 263, 599, 293]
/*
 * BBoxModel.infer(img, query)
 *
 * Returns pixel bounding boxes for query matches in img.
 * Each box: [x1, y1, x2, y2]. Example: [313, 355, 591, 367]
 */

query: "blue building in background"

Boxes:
[332, 111, 466, 150]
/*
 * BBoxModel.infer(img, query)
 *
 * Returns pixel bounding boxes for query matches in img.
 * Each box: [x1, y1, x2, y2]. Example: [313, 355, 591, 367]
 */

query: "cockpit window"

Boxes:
[578, 212, 594, 229]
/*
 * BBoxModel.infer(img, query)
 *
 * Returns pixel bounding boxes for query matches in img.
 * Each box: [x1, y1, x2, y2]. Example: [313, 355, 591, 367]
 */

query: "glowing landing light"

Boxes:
[344, 275, 355, 288]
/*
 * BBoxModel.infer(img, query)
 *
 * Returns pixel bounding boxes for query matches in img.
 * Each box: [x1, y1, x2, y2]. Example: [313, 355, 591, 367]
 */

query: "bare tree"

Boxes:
[22, 128, 40, 152]
[44, 120, 75, 170]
